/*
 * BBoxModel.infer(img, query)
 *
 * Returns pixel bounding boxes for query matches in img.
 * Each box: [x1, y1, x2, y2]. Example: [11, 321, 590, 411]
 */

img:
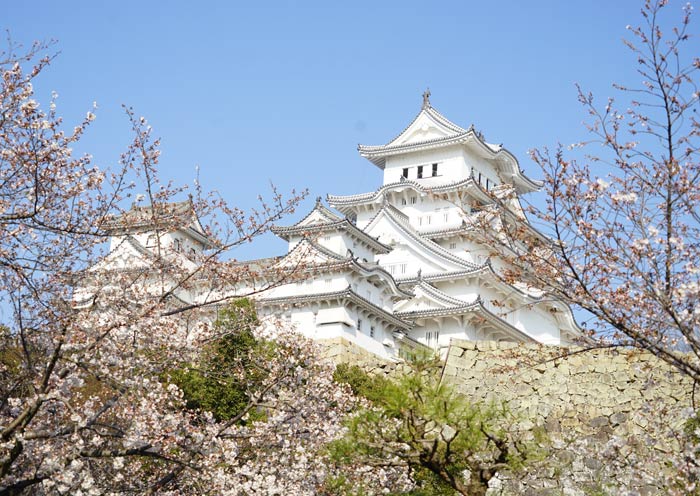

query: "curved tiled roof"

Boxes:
[408, 279, 475, 308]
[395, 298, 534, 342]
[381, 104, 468, 146]
[272, 237, 411, 299]
[105, 198, 213, 246]
[273, 198, 391, 254]
[356, 104, 541, 193]
[328, 178, 492, 208]
[272, 219, 391, 254]
[257, 286, 412, 330]
[363, 203, 480, 271]
[395, 296, 482, 319]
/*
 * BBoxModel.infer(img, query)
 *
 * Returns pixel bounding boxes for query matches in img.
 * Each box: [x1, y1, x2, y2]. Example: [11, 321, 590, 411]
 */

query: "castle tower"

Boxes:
[327, 93, 581, 352]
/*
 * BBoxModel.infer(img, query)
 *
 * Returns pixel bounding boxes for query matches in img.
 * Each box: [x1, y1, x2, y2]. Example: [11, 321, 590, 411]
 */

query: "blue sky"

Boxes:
[2, 1, 684, 259]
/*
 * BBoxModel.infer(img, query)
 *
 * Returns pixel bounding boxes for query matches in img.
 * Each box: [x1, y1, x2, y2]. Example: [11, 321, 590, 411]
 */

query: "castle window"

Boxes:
[357, 319, 363, 331]
[325, 278, 332, 288]
[432, 163, 438, 176]
[400, 263, 407, 274]
[411, 197, 417, 204]
[449, 242, 457, 249]
[402, 168, 409, 178]
[370, 326, 375, 338]
[146, 234, 156, 247]
[190, 248, 196, 258]
[417, 166, 423, 179]
[427, 215, 431, 225]
[401, 198, 407, 205]
[174, 239, 182, 253]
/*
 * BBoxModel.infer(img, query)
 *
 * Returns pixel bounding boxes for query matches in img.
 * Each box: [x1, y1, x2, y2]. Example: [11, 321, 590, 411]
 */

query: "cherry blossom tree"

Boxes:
[0, 39, 357, 495]
[475, 0, 700, 385]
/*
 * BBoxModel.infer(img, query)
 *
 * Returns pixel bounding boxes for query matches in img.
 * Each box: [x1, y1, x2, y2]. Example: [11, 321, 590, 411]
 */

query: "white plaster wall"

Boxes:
[383, 145, 469, 186]
[261, 304, 397, 360]
[375, 243, 446, 279]
[128, 230, 204, 259]
[384, 194, 463, 232]
[433, 237, 487, 265]
[287, 231, 376, 262]
[383, 145, 502, 191]
[407, 317, 476, 350]
[516, 307, 561, 344]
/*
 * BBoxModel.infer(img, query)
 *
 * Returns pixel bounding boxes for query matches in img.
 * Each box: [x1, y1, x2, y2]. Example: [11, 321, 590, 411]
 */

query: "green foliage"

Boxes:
[165, 299, 269, 422]
[0, 326, 36, 401]
[333, 363, 388, 402]
[684, 411, 700, 442]
[328, 357, 544, 496]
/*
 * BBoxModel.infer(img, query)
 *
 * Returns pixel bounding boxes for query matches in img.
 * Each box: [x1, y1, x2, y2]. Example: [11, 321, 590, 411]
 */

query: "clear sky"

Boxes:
[2, 0, 689, 259]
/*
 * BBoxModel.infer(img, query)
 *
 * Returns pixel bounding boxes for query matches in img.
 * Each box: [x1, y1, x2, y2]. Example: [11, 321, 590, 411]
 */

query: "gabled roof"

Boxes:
[395, 296, 535, 342]
[327, 178, 493, 214]
[395, 279, 475, 313]
[363, 201, 479, 272]
[395, 262, 583, 340]
[105, 198, 213, 247]
[399, 262, 541, 302]
[269, 237, 411, 299]
[289, 197, 343, 227]
[357, 98, 541, 193]
[272, 198, 391, 254]
[256, 286, 412, 330]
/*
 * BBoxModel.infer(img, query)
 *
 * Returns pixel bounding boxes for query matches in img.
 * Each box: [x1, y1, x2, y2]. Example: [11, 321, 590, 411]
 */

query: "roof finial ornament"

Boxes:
[422, 88, 431, 109]
[315, 196, 322, 205]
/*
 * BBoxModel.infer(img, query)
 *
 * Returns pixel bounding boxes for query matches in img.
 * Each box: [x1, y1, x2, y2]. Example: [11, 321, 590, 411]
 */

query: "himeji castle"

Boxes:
[97, 93, 581, 361]
[254, 92, 581, 359]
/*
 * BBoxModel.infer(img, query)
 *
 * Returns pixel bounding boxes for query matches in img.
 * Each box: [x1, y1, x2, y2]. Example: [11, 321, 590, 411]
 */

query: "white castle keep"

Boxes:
[98, 93, 581, 361]
[254, 93, 581, 359]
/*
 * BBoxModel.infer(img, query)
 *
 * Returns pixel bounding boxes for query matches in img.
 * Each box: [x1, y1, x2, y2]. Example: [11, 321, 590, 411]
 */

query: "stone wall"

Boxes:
[329, 338, 695, 495]
[320, 337, 390, 365]
[441, 340, 694, 494]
